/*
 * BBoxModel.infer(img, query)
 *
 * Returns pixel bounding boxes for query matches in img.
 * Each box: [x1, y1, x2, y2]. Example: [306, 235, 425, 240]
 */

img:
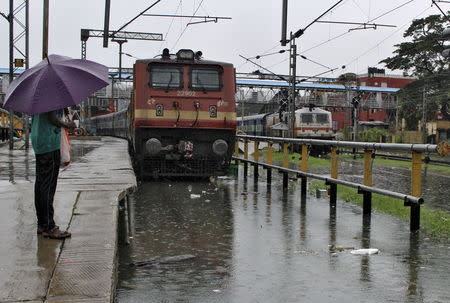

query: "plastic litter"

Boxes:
[190, 194, 201, 199]
[350, 248, 379, 255]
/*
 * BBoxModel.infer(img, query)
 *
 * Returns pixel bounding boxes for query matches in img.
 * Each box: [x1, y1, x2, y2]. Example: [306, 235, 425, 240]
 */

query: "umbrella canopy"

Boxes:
[3, 54, 109, 115]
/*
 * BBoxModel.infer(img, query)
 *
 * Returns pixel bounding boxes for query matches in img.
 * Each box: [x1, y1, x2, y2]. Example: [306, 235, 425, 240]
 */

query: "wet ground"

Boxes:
[0, 137, 132, 302]
[0, 139, 102, 181]
[116, 168, 450, 303]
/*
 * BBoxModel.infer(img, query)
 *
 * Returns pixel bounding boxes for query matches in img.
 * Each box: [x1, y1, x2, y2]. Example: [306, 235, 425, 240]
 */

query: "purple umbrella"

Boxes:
[3, 54, 110, 115]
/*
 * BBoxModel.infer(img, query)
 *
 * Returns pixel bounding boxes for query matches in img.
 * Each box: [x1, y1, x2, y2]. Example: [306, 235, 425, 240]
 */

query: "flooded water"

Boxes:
[116, 168, 450, 303]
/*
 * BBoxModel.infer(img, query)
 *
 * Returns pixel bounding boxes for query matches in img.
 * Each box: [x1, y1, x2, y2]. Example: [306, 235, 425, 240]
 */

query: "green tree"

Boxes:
[380, 14, 449, 130]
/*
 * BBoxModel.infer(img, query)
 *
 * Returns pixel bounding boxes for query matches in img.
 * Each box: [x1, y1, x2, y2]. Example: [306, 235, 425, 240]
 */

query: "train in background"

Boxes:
[237, 106, 334, 154]
[90, 49, 237, 178]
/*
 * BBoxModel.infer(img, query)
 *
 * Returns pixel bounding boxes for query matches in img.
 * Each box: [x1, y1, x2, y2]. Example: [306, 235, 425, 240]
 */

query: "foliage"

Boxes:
[380, 14, 449, 76]
[397, 74, 449, 130]
[358, 127, 389, 142]
[379, 14, 450, 130]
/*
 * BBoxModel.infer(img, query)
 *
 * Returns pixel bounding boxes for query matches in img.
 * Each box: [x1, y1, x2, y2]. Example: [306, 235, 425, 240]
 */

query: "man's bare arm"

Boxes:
[48, 111, 76, 130]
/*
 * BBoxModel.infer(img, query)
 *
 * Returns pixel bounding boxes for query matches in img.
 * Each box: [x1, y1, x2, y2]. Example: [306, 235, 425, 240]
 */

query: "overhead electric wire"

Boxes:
[301, 0, 416, 55]
[300, 0, 346, 34]
[367, 0, 415, 23]
[159, 0, 183, 52]
[240, 54, 339, 84]
[344, 5, 432, 70]
[172, 0, 205, 49]
[239, 55, 290, 82]
[112, 0, 163, 36]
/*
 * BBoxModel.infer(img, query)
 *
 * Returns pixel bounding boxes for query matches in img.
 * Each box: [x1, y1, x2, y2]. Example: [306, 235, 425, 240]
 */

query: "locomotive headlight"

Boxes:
[176, 49, 194, 61]
[146, 138, 162, 155]
[212, 139, 228, 156]
[209, 105, 217, 118]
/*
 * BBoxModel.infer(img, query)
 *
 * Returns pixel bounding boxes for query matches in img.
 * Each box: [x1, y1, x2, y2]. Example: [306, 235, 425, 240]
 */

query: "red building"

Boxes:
[330, 68, 415, 132]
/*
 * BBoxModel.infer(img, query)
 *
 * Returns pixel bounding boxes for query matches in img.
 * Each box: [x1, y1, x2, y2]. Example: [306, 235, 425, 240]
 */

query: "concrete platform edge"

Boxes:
[43, 137, 137, 303]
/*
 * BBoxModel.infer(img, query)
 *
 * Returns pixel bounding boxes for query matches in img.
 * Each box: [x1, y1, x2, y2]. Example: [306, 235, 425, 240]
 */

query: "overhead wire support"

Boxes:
[431, 0, 449, 19]
[112, 0, 163, 37]
[316, 20, 396, 31]
[142, 14, 232, 25]
[289, 0, 345, 42]
[239, 55, 290, 82]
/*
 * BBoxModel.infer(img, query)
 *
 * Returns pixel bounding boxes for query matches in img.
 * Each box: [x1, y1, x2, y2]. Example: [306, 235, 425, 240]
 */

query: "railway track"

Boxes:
[341, 150, 450, 167]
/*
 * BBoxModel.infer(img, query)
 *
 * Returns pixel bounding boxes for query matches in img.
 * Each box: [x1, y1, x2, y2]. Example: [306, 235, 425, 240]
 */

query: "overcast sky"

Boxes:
[0, 0, 446, 78]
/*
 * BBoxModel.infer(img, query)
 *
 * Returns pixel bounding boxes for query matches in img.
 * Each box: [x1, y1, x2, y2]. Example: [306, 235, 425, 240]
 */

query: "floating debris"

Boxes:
[329, 245, 355, 252]
[130, 254, 197, 267]
[190, 194, 201, 199]
[350, 248, 379, 255]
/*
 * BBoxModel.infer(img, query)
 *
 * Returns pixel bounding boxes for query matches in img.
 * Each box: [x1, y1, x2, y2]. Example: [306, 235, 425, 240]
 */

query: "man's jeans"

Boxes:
[34, 149, 60, 231]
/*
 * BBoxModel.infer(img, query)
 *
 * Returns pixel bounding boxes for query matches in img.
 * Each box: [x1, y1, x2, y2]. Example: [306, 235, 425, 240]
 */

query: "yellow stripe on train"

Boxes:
[135, 109, 236, 121]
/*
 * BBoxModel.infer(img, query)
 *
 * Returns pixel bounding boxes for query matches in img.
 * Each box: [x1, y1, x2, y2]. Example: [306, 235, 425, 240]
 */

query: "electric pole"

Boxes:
[9, 0, 14, 150]
[288, 33, 297, 138]
[422, 83, 427, 143]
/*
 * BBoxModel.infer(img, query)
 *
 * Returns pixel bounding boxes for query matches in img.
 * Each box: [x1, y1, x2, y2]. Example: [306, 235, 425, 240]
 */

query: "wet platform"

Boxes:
[0, 137, 136, 303]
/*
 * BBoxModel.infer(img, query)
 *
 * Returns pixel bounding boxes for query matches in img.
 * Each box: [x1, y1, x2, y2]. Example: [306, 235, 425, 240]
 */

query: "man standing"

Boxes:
[31, 110, 75, 239]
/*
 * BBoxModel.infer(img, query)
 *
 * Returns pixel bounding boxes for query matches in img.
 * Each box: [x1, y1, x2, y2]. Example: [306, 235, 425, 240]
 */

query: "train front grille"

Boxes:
[142, 157, 228, 177]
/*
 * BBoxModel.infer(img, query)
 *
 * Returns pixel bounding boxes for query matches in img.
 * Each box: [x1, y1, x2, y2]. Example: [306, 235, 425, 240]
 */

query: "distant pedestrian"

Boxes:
[32, 110, 75, 239]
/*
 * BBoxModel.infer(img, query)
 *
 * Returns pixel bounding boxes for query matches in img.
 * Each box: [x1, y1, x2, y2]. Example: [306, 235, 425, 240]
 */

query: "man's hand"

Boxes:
[67, 121, 76, 132]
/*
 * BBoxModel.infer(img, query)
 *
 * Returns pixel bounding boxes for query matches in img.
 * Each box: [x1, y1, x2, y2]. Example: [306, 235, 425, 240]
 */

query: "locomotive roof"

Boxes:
[135, 58, 234, 67]
[295, 107, 331, 114]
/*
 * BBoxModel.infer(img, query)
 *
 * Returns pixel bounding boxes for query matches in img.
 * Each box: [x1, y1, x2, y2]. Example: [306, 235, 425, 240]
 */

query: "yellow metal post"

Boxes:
[411, 152, 422, 197]
[330, 147, 338, 179]
[267, 142, 273, 165]
[234, 140, 239, 165]
[410, 151, 422, 231]
[254, 141, 259, 162]
[283, 143, 289, 168]
[244, 140, 249, 160]
[253, 140, 259, 177]
[301, 144, 309, 172]
[363, 150, 373, 187]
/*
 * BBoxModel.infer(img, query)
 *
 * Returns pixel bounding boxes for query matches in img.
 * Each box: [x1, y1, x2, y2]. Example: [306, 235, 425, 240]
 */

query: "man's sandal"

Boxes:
[43, 227, 71, 239]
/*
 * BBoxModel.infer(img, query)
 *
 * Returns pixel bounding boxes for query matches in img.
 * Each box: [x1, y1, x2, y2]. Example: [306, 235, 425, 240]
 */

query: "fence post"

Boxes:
[329, 146, 338, 206]
[362, 150, 373, 215]
[409, 151, 422, 232]
[244, 139, 249, 178]
[267, 141, 273, 184]
[254, 140, 259, 178]
[282, 142, 289, 189]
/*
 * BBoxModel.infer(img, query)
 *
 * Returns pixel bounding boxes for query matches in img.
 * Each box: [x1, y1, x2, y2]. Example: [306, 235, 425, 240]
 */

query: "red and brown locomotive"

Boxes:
[92, 49, 236, 177]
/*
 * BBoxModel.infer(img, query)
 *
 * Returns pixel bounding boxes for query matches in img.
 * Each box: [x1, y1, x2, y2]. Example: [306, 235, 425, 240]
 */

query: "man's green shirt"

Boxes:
[31, 111, 61, 155]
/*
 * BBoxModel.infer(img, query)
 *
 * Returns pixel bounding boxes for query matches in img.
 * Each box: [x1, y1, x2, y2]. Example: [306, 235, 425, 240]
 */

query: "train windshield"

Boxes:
[316, 114, 329, 123]
[301, 113, 313, 123]
[150, 66, 182, 89]
[190, 68, 221, 91]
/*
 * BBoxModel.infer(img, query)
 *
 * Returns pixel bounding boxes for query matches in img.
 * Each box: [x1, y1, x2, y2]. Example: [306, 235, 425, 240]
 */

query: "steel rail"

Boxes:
[237, 135, 443, 155]
[234, 157, 424, 205]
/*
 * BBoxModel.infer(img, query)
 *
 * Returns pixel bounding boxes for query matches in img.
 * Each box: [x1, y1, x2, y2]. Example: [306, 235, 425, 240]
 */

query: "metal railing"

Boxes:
[233, 134, 450, 232]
